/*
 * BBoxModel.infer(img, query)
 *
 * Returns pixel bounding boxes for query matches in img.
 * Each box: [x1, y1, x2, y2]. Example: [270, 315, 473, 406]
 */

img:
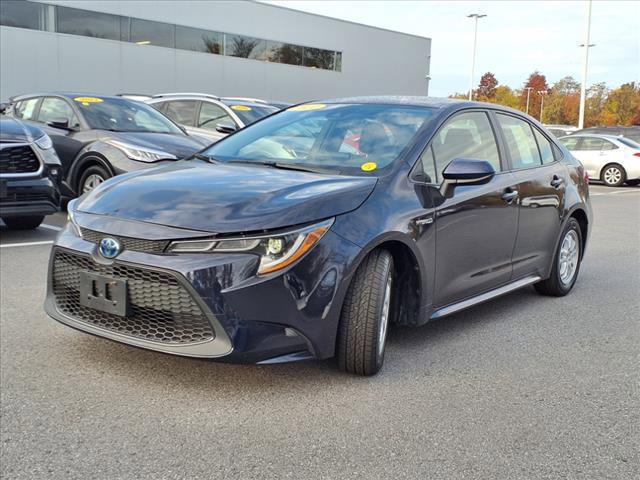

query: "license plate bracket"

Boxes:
[79, 272, 129, 317]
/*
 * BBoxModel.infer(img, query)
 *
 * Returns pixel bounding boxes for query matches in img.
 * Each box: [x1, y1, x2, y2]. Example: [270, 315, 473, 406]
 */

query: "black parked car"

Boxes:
[46, 97, 592, 376]
[1, 117, 62, 229]
[4, 93, 207, 196]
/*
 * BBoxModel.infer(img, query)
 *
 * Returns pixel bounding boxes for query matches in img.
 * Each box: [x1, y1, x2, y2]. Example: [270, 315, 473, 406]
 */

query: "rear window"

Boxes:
[617, 137, 640, 149]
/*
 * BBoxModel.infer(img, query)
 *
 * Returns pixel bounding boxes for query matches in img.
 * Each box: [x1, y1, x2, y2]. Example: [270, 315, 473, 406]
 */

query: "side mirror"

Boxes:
[215, 122, 237, 134]
[0, 103, 8, 114]
[440, 158, 495, 197]
[47, 118, 71, 130]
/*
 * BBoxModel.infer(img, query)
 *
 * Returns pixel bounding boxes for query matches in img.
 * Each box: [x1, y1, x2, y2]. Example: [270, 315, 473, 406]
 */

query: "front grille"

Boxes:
[0, 145, 40, 174]
[80, 228, 170, 254]
[52, 249, 214, 344]
[0, 192, 51, 203]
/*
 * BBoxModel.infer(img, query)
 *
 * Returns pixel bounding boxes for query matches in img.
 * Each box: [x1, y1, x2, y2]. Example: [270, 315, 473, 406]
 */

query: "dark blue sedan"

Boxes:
[45, 97, 592, 375]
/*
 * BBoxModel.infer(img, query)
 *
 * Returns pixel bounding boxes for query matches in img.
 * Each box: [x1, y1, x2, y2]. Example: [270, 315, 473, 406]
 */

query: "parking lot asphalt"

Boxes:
[1, 184, 639, 479]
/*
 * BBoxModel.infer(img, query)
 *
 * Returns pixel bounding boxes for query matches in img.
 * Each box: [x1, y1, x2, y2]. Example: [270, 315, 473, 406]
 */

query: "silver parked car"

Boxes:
[559, 134, 640, 187]
[146, 93, 279, 143]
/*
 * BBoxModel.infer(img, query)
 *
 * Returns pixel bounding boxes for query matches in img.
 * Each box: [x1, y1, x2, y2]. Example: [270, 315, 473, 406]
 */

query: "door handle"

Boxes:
[501, 188, 518, 203]
[550, 176, 564, 188]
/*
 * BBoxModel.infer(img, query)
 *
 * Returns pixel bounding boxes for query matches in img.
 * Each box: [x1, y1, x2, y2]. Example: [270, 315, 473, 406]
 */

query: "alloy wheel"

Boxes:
[377, 273, 393, 357]
[558, 230, 579, 285]
[603, 167, 622, 186]
[83, 174, 105, 193]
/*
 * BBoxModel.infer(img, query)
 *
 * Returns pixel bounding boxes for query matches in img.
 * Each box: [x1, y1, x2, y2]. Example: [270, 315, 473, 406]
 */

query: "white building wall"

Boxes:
[1, 0, 431, 102]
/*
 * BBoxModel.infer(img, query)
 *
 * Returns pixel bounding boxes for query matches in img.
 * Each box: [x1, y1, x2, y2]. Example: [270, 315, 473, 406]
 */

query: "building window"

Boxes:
[224, 34, 266, 60]
[130, 18, 174, 48]
[176, 25, 222, 54]
[303, 47, 335, 70]
[1, 1, 342, 71]
[0, 0, 46, 30]
[266, 41, 303, 66]
[56, 6, 121, 41]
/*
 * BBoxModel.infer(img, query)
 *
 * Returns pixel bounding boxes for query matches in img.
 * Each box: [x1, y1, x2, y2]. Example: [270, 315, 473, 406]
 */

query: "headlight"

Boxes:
[66, 200, 82, 237]
[105, 139, 177, 162]
[168, 219, 334, 275]
[34, 134, 53, 150]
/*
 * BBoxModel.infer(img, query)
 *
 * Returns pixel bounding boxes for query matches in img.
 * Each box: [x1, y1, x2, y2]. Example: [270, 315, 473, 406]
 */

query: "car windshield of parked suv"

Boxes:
[73, 96, 183, 134]
[203, 103, 436, 175]
[220, 101, 279, 125]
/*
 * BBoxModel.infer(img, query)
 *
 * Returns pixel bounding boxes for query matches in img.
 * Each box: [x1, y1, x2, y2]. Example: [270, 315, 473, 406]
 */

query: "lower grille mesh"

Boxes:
[0, 145, 40, 174]
[52, 249, 214, 344]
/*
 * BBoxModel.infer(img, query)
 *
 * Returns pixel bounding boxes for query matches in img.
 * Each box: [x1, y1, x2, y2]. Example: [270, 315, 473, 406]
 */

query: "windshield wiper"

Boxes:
[192, 152, 221, 163]
[226, 159, 333, 174]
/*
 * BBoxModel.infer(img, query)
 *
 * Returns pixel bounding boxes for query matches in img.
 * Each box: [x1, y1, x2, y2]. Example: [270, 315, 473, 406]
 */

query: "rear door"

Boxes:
[427, 110, 520, 308]
[495, 113, 566, 279]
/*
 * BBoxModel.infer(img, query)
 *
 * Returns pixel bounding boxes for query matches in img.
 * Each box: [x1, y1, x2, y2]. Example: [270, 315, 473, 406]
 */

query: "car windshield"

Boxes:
[222, 102, 279, 125]
[203, 103, 436, 175]
[72, 96, 183, 134]
[617, 137, 640, 149]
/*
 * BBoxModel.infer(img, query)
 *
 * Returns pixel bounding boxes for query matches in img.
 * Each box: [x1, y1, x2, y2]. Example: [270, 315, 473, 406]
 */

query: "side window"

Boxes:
[37, 97, 79, 126]
[14, 98, 40, 120]
[559, 137, 580, 151]
[198, 102, 234, 130]
[427, 111, 501, 183]
[164, 100, 197, 126]
[600, 140, 617, 150]
[496, 114, 541, 169]
[533, 128, 556, 165]
[579, 137, 604, 151]
[417, 145, 437, 183]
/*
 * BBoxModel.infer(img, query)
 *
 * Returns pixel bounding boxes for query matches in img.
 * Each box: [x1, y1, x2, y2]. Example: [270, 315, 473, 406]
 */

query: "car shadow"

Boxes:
[58, 285, 549, 395]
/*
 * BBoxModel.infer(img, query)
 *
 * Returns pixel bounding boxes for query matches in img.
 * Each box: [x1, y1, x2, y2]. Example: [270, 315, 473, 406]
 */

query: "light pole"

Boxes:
[578, 0, 594, 129]
[538, 90, 548, 122]
[467, 13, 486, 101]
[525, 87, 534, 115]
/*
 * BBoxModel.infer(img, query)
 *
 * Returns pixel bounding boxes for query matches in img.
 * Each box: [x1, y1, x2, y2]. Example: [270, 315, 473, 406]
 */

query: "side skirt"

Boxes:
[430, 275, 542, 319]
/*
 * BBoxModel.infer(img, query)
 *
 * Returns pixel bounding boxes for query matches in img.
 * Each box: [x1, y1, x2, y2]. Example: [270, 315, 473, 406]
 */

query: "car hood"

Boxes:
[97, 131, 208, 158]
[76, 160, 377, 233]
[0, 117, 43, 142]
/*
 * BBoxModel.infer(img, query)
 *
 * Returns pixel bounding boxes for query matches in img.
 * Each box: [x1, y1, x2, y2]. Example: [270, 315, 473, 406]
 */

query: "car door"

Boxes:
[495, 113, 566, 279]
[34, 97, 85, 180]
[420, 110, 519, 308]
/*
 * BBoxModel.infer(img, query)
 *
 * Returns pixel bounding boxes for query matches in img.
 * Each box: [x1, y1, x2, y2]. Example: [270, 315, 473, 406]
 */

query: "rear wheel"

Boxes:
[337, 249, 394, 376]
[601, 164, 626, 187]
[2, 216, 45, 230]
[535, 218, 582, 296]
[78, 165, 111, 194]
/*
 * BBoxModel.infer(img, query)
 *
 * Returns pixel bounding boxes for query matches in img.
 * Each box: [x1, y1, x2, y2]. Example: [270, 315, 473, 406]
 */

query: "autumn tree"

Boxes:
[600, 82, 640, 125]
[493, 85, 520, 109]
[520, 71, 549, 119]
[585, 82, 608, 127]
[476, 72, 498, 100]
[543, 76, 580, 125]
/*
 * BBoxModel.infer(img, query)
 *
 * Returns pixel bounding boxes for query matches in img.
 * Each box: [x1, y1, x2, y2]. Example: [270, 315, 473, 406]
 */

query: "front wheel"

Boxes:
[2, 216, 45, 230]
[601, 164, 626, 187]
[535, 218, 582, 297]
[78, 165, 111, 194]
[337, 249, 394, 376]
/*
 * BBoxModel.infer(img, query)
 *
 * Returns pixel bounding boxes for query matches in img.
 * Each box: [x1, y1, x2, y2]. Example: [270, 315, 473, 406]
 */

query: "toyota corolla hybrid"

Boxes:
[45, 97, 592, 376]
[5, 93, 207, 196]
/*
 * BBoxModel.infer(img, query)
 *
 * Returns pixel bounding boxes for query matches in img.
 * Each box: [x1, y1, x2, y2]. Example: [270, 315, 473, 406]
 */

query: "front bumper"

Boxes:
[44, 219, 361, 363]
[0, 172, 61, 218]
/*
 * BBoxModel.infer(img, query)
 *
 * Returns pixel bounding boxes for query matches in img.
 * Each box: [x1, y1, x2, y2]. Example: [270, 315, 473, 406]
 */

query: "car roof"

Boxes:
[10, 92, 131, 102]
[560, 133, 627, 141]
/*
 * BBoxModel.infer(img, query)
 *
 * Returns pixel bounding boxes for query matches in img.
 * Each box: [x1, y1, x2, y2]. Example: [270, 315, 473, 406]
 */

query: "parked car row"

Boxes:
[544, 123, 640, 144]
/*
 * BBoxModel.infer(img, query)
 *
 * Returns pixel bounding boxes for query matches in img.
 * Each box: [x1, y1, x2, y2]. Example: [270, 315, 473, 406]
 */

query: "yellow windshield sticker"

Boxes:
[288, 103, 326, 111]
[361, 162, 377, 172]
[231, 105, 252, 111]
[73, 97, 103, 105]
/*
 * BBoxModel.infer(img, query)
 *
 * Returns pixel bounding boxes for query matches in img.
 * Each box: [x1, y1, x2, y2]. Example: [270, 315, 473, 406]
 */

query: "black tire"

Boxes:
[337, 249, 394, 376]
[78, 165, 111, 195]
[625, 179, 640, 187]
[535, 218, 582, 297]
[601, 163, 626, 187]
[2, 216, 45, 230]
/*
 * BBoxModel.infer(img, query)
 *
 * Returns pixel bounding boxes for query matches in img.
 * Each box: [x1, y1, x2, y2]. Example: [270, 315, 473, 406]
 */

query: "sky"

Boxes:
[265, 0, 640, 97]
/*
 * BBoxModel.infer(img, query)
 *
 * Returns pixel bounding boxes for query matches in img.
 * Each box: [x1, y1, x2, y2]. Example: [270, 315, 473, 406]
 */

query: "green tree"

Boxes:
[601, 82, 640, 125]
[585, 82, 608, 127]
[493, 85, 520, 109]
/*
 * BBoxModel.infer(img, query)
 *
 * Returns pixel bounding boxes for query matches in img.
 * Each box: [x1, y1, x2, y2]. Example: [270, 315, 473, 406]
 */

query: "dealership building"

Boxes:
[0, 0, 431, 102]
